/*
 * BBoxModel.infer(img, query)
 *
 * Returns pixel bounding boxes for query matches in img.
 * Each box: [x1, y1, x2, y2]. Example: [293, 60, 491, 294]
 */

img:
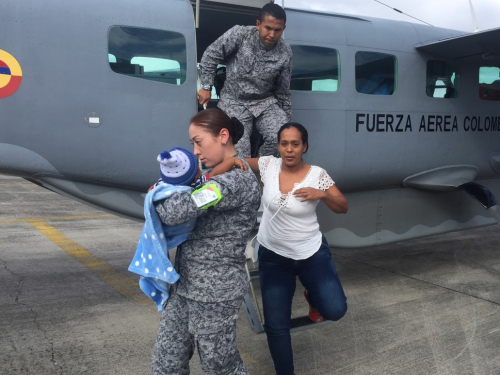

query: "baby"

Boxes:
[130, 147, 247, 311]
[152, 147, 247, 190]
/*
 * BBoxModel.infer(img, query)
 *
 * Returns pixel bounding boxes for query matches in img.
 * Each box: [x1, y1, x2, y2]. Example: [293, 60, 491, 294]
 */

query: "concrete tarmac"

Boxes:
[1, 174, 500, 375]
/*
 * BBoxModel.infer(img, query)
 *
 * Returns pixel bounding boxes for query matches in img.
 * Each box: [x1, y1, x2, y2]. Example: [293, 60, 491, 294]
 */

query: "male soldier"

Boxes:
[198, 3, 292, 157]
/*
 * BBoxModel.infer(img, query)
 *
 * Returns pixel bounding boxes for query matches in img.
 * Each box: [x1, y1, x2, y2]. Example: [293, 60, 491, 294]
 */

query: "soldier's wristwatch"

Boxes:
[201, 84, 212, 91]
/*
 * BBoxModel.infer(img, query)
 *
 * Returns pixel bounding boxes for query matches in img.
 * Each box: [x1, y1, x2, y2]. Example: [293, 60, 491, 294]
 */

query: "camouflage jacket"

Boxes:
[155, 163, 261, 302]
[200, 25, 292, 119]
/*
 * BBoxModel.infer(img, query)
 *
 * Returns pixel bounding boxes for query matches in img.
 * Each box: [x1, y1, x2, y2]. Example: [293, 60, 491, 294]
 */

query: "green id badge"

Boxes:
[191, 183, 222, 209]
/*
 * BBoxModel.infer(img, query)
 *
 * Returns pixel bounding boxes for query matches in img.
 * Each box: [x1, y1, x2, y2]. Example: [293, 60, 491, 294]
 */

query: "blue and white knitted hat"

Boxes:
[157, 147, 198, 186]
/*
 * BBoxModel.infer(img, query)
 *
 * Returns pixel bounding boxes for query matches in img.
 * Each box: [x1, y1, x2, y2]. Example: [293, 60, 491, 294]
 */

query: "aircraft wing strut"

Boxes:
[415, 27, 500, 61]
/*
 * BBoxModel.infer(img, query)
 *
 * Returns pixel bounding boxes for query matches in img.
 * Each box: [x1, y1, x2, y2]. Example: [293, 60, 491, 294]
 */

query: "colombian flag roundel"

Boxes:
[0, 50, 22, 99]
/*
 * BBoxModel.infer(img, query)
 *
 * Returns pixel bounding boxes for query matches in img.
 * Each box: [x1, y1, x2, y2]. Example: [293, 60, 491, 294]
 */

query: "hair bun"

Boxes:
[230, 117, 245, 145]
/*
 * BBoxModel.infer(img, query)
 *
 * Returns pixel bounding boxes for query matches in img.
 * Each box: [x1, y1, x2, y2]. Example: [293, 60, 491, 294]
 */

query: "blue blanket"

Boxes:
[128, 183, 196, 311]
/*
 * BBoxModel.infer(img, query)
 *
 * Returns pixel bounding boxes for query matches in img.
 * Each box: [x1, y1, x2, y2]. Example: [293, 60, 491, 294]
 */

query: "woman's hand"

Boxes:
[244, 157, 259, 173]
[233, 157, 248, 172]
[293, 187, 326, 202]
[294, 186, 348, 214]
[209, 157, 247, 178]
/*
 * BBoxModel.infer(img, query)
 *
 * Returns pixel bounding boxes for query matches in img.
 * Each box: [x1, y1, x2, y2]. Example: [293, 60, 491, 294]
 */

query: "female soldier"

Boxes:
[151, 108, 261, 375]
[246, 122, 348, 375]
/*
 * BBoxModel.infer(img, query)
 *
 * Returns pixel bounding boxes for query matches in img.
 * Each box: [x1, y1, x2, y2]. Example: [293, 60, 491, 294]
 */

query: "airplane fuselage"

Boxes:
[1, 0, 500, 247]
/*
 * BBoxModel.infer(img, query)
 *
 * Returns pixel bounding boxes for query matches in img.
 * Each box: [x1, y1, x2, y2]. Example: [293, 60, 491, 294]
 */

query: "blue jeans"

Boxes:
[258, 236, 347, 375]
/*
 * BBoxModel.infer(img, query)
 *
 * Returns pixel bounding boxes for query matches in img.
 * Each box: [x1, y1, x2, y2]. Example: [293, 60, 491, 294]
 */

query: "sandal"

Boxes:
[304, 290, 324, 323]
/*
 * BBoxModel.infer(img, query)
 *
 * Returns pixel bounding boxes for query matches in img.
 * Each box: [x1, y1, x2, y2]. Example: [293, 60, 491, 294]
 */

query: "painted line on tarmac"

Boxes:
[26, 219, 149, 304]
[0, 213, 113, 224]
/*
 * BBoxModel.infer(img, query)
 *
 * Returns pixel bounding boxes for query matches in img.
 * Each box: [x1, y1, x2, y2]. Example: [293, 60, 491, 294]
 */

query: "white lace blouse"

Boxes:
[256, 156, 335, 260]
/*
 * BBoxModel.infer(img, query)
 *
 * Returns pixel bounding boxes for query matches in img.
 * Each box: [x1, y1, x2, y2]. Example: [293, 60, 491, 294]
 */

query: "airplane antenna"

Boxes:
[373, 0, 433, 27]
[468, 0, 479, 32]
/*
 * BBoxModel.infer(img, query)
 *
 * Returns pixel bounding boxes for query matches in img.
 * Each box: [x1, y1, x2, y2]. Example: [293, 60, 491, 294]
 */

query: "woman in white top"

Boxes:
[246, 122, 348, 375]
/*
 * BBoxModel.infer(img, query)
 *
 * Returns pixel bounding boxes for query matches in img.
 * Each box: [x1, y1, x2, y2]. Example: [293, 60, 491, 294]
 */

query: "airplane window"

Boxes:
[479, 66, 500, 101]
[355, 52, 396, 95]
[290, 45, 339, 92]
[426, 61, 459, 99]
[108, 26, 186, 85]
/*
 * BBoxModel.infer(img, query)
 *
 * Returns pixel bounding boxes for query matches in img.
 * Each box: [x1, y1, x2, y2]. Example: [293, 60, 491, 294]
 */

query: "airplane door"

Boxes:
[101, 0, 198, 189]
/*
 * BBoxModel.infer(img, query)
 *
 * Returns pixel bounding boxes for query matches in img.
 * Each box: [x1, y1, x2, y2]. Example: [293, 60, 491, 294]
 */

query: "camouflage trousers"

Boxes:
[221, 103, 288, 158]
[152, 293, 248, 375]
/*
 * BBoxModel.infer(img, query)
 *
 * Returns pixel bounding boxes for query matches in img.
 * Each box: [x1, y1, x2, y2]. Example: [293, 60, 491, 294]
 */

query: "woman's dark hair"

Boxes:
[190, 108, 244, 145]
[277, 122, 308, 153]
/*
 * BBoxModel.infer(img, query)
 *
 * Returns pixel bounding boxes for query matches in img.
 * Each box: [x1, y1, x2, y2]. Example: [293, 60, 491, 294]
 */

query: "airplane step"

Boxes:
[248, 269, 259, 280]
[290, 316, 334, 333]
[242, 293, 335, 335]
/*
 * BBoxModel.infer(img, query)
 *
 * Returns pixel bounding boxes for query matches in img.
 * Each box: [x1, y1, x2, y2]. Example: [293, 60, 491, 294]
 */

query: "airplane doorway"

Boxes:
[192, 1, 264, 156]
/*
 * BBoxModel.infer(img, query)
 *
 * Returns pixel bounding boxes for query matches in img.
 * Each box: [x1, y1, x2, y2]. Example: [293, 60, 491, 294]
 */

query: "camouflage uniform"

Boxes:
[152, 294, 246, 375]
[152, 162, 261, 374]
[200, 25, 292, 157]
